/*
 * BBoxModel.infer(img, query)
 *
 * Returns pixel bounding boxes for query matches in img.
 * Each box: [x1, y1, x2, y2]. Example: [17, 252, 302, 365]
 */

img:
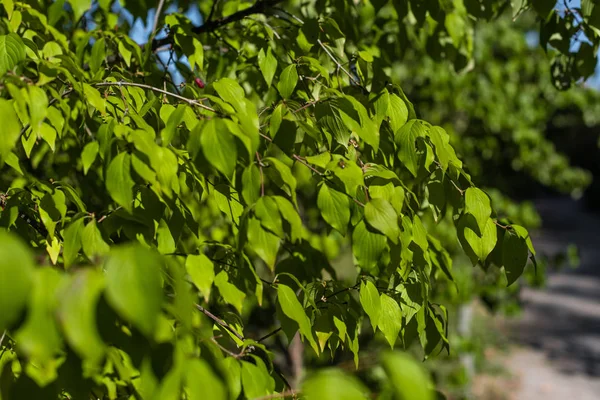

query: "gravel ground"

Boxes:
[502, 197, 600, 400]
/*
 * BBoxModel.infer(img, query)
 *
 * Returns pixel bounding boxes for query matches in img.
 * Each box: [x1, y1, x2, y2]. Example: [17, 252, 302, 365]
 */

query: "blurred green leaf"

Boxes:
[104, 244, 163, 338]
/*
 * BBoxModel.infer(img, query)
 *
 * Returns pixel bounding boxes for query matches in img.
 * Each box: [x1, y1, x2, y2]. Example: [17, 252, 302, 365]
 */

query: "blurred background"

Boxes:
[389, 8, 600, 400]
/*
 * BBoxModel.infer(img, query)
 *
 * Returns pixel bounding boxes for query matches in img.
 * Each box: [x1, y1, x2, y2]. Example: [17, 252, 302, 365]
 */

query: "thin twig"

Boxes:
[494, 220, 512, 230]
[195, 304, 245, 341]
[152, 0, 285, 50]
[0, 330, 6, 348]
[210, 336, 244, 358]
[95, 81, 215, 112]
[151, 0, 167, 37]
[97, 205, 122, 223]
[450, 179, 465, 195]
[260, 132, 273, 142]
[292, 154, 322, 176]
[257, 327, 282, 342]
[317, 39, 361, 86]
[317, 283, 360, 304]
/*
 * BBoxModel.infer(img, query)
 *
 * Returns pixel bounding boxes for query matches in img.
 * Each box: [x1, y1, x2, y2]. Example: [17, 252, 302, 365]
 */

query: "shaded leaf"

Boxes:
[277, 284, 319, 354]
[104, 244, 163, 338]
[0, 231, 34, 332]
[277, 64, 298, 99]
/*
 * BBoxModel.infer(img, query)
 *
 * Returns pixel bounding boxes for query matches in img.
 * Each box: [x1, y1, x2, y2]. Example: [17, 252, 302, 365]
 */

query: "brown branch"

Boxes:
[195, 304, 245, 341]
[94, 81, 216, 112]
[152, 0, 285, 50]
[151, 0, 167, 37]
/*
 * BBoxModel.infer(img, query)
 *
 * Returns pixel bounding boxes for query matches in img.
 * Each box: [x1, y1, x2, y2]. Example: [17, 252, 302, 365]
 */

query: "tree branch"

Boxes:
[151, 0, 167, 37]
[195, 304, 245, 341]
[152, 0, 285, 50]
[94, 81, 216, 112]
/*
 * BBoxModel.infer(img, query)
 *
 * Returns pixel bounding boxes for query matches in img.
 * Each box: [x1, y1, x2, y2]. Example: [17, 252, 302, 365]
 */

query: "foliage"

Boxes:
[2, 0, 594, 398]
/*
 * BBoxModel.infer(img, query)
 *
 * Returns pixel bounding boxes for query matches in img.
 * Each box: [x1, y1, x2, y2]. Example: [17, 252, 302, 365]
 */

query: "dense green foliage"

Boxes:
[0, 0, 595, 399]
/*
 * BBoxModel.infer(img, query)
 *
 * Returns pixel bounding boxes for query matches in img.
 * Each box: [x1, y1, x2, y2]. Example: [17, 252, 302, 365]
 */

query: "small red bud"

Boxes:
[194, 77, 205, 89]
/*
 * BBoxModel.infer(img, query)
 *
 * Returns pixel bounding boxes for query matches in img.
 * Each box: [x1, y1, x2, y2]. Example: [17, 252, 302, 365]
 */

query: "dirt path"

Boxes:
[503, 197, 600, 399]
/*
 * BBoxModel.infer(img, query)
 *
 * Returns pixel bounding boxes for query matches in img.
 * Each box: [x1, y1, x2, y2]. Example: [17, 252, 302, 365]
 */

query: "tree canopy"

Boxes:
[0, 1, 595, 399]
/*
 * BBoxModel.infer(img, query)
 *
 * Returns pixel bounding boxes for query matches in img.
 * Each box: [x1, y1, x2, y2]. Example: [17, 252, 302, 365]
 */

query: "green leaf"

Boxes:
[63, 217, 85, 268]
[157, 218, 176, 254]
[258, 47, 278, 87]
[255, 196, 284, 237]
[512, 224, 536, 255]
[277, 284, 319, 354]
[241, 360, 273, 399]
[241, 361, 272, 399]
[0, 231, 34, 332]
[28, 85, 48, 136]
[0, 33, 25, 76]
[214, 271, 246, 314]
[247, 218, 280, 270]
[106, 152, 135, 213]
[81, 141, 99, 175]
[365, 198, 400, 244]
[90, 37, 105, 73]
[0, 99, 21, 160]
[83, 83, 106, 115]
[242, 164, 261, 205]
[213, 77, 247, 114]
[371, 87, 390, 125]
[326, 155, 364, 196]
[381, 352, 434, 400]
[222, 358, 242, 400]
[201, 119, 237, 178]
[360, 280, 380, 333]
[352, 220, 386, 271]
[104, 244, 163, 338]
[40, 123, 57, 151]
[161, 104, 186, 146]
[378, 293, 402, 348]
[277, 64, 298, 99]
[273, 196, 304, 243]
[185, 359, 227, 400]
[270, 103, 283, 138]
[317, 184, 350, 236]
[186, 254, 214, 302]
[118, 39, 132, 67]
[305, 152, 331, 169]
[464, 187, 491, 233]
[264, 157, 297, 203]
[502, 231, 529, 286]
[14, 268, 63, 364]
[459, 216, 498, 263]
[387, 94, 409, 132]
[81, 219, 110, 259]
[395, 120, 425, 177]
[302, 369, 368, 400]
[70, 0, 92, 22]
[57, 269, 106, 364]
